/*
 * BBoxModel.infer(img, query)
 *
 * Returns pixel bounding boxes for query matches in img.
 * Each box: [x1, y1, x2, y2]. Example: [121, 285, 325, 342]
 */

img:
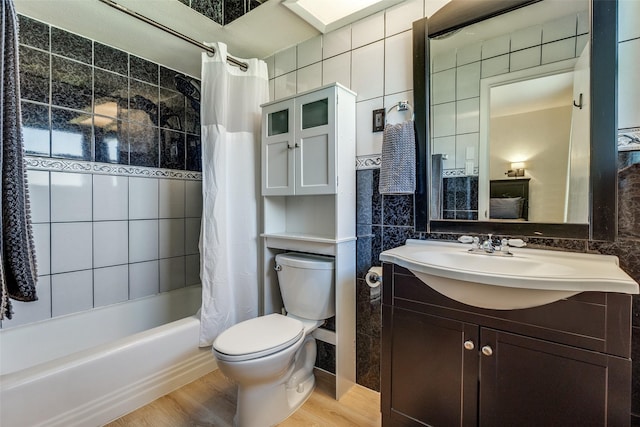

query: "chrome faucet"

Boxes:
[462, 234, 526, 256]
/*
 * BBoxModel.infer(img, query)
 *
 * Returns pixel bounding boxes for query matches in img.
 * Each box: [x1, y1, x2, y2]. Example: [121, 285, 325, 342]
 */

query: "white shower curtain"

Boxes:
[198, 42, 269, 347]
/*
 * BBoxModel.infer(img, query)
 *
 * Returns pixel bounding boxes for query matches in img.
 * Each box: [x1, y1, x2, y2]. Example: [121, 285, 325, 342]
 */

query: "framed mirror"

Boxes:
[413, 0, 618, 240]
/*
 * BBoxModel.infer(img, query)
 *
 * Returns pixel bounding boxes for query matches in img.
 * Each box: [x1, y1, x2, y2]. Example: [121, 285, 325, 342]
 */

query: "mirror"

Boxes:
[413, 0, 618, 240]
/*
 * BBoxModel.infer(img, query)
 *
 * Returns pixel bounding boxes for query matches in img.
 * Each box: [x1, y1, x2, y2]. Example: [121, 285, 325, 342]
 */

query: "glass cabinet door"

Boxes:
[268, 108, 289, 136]
[301, 98, 328, 129]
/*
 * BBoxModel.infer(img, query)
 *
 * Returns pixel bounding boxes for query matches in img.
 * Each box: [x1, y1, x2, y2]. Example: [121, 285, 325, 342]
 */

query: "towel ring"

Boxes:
[385, 101, 414, 124]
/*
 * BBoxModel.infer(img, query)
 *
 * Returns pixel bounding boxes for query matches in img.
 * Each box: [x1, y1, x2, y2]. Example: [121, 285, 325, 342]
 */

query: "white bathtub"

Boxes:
[0, 285, 217, 427]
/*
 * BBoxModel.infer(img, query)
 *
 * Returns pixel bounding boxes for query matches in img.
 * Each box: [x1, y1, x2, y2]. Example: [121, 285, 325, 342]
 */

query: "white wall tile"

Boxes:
[274, 71, 297, 99]
[50, 172, 92, 222]
[51, 270, 93, 317]
[456, 98, 480, 134]
[356, 97, 384, 156]
[1, 275, 51, 328]
[510, 46, 542, 72]
[322, 52, 351, 88]
[456, 62, 480, 100]
[577, 10, 589, 35]
[269, 78, 275, 102]
[185, 217, 201, 256]
[384, 31, 413, 95]
[351, 41, 384, 101]
[264, 55, 275, 79]
[160, 256, 186, 292]
[425, 0, 451, 18]
[432, 136, 456, 169]
[32, 223, 50, 276]
[274, 45, 296, 77]
[129, 177, 158, 220]
[385, 0, 423, 37]
[297, 35, 322, 68]
[94, 265, 128, 308]
[93, 221, 128, 268]
[27, 170, 49, 223]
[432, 69, 456, 104]
[159, 218, 185, 258]
[511, 25, 542, 51]
[51, 222, 92, 274]
[541, 38, 576, 65]
[542, 15, 577, 43]
[432, 50, 456, 72]
[129, 219, 159, 263]
[159, 178, 185, 219]
[129, 260, 159, 299]
[185, 254, 201, 286]
[618, 38, 640, 129]
[432, 102, 456, 137]
[323, 25, 351, 59]
[455, 133, 480, 169]
[185, 180, 202, 218]
[481, 54, 509, 78]
[576, 34, 589, 57]
[296, 63, 322, 94]
[619, 0, 640, 41]
[93, 175, 128, 221]
[456, 43, 481, 66]
[352, 11, 384, 49]
[482, 35, 510, 59]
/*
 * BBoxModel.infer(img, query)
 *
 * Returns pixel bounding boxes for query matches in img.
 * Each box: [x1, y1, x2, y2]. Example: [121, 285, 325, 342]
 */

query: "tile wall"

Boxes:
[179, 0, 264, 26]
[264, 1, 640, 418]
[2, 16, 203, 328]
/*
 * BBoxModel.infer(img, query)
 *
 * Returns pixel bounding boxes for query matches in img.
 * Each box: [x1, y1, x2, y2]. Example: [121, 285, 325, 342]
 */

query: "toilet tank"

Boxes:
[275, 252, 335, 320]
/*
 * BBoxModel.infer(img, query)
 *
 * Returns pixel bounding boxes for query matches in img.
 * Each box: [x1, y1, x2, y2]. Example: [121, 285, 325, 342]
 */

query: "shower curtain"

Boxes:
[198, 42, 269, 347]
[1, 0, 38, 320]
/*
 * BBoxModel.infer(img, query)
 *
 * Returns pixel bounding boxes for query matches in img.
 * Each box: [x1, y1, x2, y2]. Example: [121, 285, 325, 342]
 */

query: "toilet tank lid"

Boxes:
[213, 314, 303, 357]
[276, 252, 334, 270]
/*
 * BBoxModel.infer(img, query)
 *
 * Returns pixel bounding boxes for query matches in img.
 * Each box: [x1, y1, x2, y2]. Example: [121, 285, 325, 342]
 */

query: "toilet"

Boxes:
[212, 252, 335, 427]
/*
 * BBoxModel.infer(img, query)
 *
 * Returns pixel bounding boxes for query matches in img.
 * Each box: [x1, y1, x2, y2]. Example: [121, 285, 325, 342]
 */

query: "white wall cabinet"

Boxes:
[260, 83, 357, 400]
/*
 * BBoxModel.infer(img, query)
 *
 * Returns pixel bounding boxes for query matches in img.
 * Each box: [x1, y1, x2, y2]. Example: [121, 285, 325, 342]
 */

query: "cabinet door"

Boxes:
[383, 306, 479, 427]
[294, 87, 336, 195]
[479, 328, 628, 427]
[262, 100, 295, 195]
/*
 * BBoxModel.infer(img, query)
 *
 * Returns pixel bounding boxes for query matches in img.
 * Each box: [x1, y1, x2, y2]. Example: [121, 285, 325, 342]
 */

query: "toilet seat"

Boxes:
[213, 314, 304, 362]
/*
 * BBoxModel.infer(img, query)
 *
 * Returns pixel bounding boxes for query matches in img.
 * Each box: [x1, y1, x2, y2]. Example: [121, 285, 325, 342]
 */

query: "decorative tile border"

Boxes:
[442, 168, 479, 177]
[356, 155, 381, 170]
[618, 127, 640, 152]
[25, 156, 202, 180]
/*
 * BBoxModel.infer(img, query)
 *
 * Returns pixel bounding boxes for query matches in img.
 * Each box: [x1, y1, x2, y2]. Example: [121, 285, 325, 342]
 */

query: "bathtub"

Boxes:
[0, 285, 217, 427]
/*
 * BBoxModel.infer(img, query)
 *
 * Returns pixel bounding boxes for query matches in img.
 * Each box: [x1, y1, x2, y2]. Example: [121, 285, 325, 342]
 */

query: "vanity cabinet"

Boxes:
[382, 264, 633, 427]
[261, 83, 357, 400]
[262, 85, 340, 196]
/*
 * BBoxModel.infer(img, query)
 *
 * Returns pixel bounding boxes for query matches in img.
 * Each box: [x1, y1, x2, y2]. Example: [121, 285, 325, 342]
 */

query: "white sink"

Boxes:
[379, 239, 639, 310]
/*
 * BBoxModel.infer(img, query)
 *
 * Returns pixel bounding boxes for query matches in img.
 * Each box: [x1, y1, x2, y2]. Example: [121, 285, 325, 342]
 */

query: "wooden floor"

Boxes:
[106, 369, 381, 427]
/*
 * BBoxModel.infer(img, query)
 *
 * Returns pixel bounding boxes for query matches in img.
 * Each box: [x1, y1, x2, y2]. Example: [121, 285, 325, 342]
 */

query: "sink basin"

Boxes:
[379, 239, 639, 310]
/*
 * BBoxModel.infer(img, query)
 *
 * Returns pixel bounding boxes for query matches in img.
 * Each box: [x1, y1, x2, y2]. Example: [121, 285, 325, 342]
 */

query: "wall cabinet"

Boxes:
[382, 264, 633, 427]
[260, 83, 357, 399]
[262, 85, 338, 196]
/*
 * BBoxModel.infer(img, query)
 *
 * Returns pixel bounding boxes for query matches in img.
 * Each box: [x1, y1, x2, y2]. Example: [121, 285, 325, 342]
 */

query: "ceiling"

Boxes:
[14, 0, 323, 78]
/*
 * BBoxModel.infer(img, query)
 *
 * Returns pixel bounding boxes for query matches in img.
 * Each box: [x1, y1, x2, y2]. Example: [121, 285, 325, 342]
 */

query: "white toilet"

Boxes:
[212, 252, 335, 427]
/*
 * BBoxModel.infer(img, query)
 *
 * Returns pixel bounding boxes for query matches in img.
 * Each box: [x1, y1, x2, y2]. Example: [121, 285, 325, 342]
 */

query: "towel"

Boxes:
[430, 154, 444, 219]
[1, 0, 38, 320]
[378, 120, 416, 194]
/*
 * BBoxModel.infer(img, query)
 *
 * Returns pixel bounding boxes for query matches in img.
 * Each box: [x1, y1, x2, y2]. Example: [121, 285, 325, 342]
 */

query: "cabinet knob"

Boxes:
[287, 145, 293, 150]
[295, 143, 300, 148]
[463, 340, 475, 351]
[481, 345, 493, 357]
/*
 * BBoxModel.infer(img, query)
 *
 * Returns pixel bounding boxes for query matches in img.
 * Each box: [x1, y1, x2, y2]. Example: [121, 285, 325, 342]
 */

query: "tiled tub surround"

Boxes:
[179, 0, 265, 26]
[430, 9, 589, 178]
[18, 15, 202, 172]
[0, 159, 203, 329]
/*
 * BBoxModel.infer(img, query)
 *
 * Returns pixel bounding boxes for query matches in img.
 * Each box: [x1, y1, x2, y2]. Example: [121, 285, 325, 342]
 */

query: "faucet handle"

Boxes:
[506, 238, 526, 248]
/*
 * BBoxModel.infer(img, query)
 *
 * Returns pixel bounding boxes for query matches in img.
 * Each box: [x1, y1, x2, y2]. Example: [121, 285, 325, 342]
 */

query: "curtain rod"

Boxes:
[97, 0, 249, 71]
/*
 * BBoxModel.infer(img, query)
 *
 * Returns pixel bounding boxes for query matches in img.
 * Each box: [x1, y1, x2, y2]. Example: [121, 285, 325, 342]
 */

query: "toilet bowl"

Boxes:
[212, 252, 335, 427]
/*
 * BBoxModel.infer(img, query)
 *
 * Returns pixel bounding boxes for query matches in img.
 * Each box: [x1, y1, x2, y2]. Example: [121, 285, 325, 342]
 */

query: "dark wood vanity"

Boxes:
[381, 263, 633, 427]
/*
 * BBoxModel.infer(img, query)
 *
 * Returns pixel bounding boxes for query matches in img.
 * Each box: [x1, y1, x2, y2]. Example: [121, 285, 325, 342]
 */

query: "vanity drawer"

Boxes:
[384, 264, 631, 358]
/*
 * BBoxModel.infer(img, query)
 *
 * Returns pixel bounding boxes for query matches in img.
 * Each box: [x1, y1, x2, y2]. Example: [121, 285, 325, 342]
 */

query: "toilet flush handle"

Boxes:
[274, 264, 282, 272]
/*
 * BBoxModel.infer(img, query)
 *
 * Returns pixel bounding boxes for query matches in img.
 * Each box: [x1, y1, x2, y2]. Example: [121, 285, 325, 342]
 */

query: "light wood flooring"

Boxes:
[106, 369, 381, 427]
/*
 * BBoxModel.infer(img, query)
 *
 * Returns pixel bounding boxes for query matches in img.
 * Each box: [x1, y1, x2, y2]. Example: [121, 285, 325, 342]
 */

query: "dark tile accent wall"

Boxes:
[18, 15, 201, 172]
[354, 151, 640, 421]
[182, 0, 266, 26]
[443, 176, 479, 220]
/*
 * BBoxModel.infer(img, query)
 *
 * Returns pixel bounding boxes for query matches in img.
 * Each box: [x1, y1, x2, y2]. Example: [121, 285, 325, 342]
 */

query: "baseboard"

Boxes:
[45, 351, 217, 427]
